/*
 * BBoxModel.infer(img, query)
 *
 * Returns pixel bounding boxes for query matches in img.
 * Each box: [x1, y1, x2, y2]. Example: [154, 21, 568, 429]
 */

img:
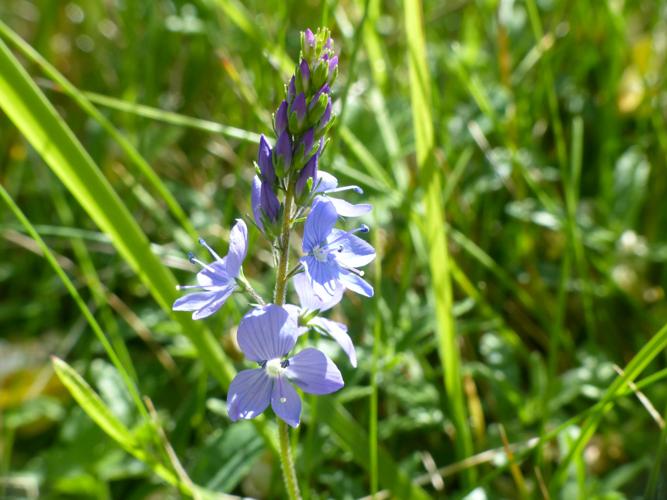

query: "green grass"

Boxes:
[1, 1, 667, 498]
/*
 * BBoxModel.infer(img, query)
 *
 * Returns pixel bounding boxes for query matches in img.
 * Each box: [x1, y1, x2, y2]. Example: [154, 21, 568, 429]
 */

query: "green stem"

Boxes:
[274, 181, 301, 500]
[274, 184, 295, 305]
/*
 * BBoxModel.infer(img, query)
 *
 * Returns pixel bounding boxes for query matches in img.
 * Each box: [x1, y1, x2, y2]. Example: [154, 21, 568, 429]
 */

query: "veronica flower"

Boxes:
[301, 198, 375, 299]
[289, 273, 357, 367]
[173, 219, 247, 319]
[314, 170, 371, 217]
[227, 304, 344, 427]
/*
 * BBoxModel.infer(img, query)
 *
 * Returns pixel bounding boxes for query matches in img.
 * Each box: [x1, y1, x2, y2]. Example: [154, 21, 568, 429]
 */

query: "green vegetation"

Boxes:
[1, 1, 666, 498]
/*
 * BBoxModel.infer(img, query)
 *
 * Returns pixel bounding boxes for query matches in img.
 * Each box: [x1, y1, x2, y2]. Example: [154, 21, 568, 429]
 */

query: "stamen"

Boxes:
[343, 266, 365, 277]
[320, 224, 370, 253]
[176, 284, 207, 290]
[198, 237, 223, 261]
[188, 254, 217, 272]
[325, 185, 363, 194]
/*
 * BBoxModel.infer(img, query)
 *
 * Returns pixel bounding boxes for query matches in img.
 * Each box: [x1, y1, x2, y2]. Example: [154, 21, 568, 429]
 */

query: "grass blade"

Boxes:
[50, 357, 199, 496]
[0, 20, 199, 243]
[51, 357, 140, 453]
[551, 320, 667, 490]
[403, 0, 474, 482]
[0, 183, 147, 421]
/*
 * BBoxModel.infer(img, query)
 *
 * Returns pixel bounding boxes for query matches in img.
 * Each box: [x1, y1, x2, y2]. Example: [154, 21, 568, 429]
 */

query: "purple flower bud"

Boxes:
[302, 28, 316, 61]
[327, 55, 339, 85]
[298, 59, 310, 93]
[324, 37, 333, 50]
[304, 29, 315, 48]
[309, 85, 330, 111]
[288, 93, 307, 133]
[328, 55, 338, 72]
[300, 128, 315, 157]
[287, 76, 296, 104]
[317, 97, 332, 132]
[296, 152, 318, 197]
[257, 135, 275, 183]
[274, 129, 292, 174]
[261, 182, 280, 222]
[274, 100, 288, 136]
[252, 176, 280, 234]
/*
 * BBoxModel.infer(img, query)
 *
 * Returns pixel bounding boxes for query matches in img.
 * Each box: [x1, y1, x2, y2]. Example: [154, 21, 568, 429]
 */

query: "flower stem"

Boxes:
[274, 180, 301, 500]
[274, 183, 295, 306]
[279, 419, 301, 500]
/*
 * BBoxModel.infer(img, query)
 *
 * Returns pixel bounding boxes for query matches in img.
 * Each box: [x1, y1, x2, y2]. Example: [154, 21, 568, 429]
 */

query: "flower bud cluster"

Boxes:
[252, 28, 338, 237]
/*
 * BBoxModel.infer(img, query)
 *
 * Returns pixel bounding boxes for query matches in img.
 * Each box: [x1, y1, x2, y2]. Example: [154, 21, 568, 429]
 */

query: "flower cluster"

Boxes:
[173, 28, 375, 428]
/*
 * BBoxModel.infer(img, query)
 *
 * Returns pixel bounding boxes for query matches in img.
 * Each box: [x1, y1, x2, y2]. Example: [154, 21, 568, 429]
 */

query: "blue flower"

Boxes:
[227, 304, 344, 427]
[173, 219, 247, 319]
[289, 273, 357, 367]
[301, 197, 375, 299]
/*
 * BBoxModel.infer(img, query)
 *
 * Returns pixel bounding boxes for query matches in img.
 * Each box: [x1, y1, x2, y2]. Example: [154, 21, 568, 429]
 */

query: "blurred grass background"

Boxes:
[1, 0, 667, 498]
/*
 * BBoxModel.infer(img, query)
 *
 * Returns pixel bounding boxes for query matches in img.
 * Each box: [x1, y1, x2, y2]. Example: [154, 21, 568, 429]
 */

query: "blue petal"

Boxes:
[302, 197, 338, 253]
[339, 269, 374, 297]
[271, 377, 302, 428]
[237, 305, 299, 361]
[173, 291, 218, 312]
[285, 348, 344, 395]
[227, 368, 272, 421]
[293, 272, 343, 312]
[314, 170, 338, 193]
[328, 229, 376, 268]
[301, 256, 340, 298]
[196, 260, 230, 287]
[191, 286, 235, 320]
[328, 197, 372, 218]
[311, 317, 357, 367]
[226, 219, 248, 277]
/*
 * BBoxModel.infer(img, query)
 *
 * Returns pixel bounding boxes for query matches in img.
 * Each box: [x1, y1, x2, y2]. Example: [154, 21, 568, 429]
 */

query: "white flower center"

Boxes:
[313, 244, 329, 262]
[265, 358, 285, 378]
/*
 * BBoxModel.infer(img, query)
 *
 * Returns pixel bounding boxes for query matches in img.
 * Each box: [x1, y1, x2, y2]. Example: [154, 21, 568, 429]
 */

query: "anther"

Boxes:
[187, 252, 196, 263]
[359, 224, 369, 233]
